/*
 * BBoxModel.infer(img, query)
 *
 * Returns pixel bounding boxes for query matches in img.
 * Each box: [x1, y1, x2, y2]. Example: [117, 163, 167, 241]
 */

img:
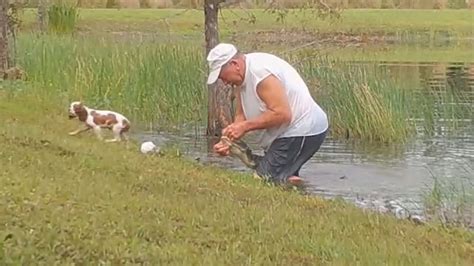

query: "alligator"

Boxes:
[220, 136, 258, 169]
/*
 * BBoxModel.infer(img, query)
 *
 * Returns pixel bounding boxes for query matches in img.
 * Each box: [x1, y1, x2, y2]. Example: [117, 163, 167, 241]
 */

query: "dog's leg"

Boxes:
[69, 126, 90, 136]
[118, 127, 131, 149]
[92, 126, 103, 141]
[105, 125, 122, 143]
[121, 132, 129, 142]
[120, 127, 130, 142]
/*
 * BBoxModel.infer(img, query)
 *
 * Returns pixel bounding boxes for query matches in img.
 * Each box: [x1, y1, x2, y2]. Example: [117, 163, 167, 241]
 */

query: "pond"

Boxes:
[134, 59, 473, 227]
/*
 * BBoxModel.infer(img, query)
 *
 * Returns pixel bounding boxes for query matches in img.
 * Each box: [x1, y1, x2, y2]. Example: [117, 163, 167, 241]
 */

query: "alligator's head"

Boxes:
[221, 136, 257, 169]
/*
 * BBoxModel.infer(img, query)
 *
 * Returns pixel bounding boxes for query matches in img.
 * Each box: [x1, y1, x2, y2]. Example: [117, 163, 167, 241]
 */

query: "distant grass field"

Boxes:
[316, 44, 474, 63]
[14, 31, 471, 142]
[11, 7, 473, 142]
[17, 8, 474, 63]
[0, 91, 473, 264]
[19, 8, 474, 37]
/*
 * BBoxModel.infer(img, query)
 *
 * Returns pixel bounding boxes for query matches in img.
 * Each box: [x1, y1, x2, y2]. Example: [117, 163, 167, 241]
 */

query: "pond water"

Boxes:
[135, 61, 473, 226]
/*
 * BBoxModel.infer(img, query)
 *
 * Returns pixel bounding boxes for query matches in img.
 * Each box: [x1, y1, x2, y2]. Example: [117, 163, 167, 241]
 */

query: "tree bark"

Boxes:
[204, 0, 234, 138]
[0, 0, 9, 74]
[38, 0, 48, 33]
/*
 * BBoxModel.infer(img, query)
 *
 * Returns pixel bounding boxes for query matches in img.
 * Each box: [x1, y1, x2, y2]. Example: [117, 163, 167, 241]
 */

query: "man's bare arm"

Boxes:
[233, 87, 246, 123]
[244, 75, 291, 131]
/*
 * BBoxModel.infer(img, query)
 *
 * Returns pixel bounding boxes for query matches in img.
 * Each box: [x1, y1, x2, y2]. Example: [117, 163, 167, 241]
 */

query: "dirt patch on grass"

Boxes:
[0, 133, 77, 157]
[229, 29, 412, 51]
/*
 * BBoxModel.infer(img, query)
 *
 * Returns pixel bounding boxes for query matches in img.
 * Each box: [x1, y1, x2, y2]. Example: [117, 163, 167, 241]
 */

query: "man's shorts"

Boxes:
[253, 130, 327, 183]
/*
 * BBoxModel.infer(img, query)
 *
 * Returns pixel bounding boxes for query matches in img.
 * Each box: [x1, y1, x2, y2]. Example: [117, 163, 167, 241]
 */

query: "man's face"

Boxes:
[218, 59, 243, 86]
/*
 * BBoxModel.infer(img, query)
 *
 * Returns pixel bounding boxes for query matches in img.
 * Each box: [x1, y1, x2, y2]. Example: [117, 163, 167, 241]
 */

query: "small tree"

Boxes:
[7, 1, 21, 67]
[0, 0, 9, 75]
[204, 0, 234, 138]
[38, 0, 48, 33]
[203, 0, 341, 138]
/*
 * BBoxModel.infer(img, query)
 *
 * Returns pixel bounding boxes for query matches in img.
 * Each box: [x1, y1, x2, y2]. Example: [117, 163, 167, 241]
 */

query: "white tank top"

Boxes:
[240, 52, 329, 150]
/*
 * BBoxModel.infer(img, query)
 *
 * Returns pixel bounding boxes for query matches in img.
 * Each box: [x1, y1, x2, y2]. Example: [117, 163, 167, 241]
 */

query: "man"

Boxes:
[207, 43, 328, 185]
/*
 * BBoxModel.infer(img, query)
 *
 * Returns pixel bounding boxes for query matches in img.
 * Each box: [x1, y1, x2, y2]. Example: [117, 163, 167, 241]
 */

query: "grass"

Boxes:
[11, 7, 473, 143]
[287, 52, 471, 142]
[47, 1, 80, 34]
[17, 8, 474, 38]
[18, 0, 472, 9]
[317, 44, 474, 63]
[423, 174, 474, 230]
[20, 0, 473, 9]
[17, 34, 206, 127]
[411, 69, 473, 136]
[292, 54, 414, 143]
[15, 33, 471, 143]
[0, 89, 473, 264]
[289, 52, 472, 142]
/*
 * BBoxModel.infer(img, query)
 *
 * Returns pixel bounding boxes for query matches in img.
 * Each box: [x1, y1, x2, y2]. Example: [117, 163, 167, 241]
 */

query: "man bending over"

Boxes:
[207, 43, 328, 185]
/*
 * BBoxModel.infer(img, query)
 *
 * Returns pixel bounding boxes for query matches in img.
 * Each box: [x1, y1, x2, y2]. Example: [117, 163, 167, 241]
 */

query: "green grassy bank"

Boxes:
[0, 90, 473, 264]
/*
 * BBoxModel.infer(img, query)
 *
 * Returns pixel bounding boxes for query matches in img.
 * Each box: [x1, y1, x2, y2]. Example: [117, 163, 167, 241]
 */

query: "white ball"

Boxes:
[140, 141, 157, 154]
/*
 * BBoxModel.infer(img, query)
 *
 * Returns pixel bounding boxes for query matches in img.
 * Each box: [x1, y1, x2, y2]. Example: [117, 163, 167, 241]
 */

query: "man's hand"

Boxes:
[213, 140, 231, 156]
[222, 121, 249, 141]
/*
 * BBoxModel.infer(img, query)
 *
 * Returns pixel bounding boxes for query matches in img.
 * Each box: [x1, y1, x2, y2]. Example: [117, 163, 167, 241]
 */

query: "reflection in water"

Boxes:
[135, 128, 472, 213]
[136, 61, 473, 225]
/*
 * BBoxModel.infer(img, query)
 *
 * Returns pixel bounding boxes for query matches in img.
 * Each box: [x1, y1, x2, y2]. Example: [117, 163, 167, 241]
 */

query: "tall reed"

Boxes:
[17, 34, 206, 128]
[16, 34, 469, 142]
[423, 172, 473, 229]
[410, 64, 473, 137]
[47, 1, 79, 34]
[290, 53, 415, 143]
[284, 51, 472, 142]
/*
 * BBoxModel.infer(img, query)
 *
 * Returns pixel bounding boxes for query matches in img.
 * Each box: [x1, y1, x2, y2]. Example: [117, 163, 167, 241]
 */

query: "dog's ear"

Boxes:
[73, 102, 83, 112]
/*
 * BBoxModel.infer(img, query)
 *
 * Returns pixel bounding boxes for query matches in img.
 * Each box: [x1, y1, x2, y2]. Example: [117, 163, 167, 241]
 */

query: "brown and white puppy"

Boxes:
[68, 101, 131, 142]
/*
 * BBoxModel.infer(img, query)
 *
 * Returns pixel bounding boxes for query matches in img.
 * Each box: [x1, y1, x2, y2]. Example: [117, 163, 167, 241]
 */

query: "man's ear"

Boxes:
[229, 59, 239, 66]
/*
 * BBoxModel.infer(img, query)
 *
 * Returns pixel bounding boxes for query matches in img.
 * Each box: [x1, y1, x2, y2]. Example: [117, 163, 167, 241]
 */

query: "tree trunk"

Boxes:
[204, 0, 234, 138]
[0, 0, 9, 75]
[38, 0, 48, 33]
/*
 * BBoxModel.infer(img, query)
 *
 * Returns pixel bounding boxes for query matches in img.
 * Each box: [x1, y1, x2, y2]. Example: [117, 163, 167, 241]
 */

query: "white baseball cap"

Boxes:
[206, 43, 238, 84]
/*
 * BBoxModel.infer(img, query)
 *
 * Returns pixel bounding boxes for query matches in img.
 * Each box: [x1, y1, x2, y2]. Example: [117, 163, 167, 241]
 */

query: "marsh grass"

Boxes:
[15, 32, 471, 142]
[17, 34, 206, 128]
[292, 53, 414, 142]
[0, 92, 473, 264]
[19, 33, 416, 142]
[286, 51, 472, 142]
[411, 67, 473, 137]
[47, 1, 80, 34]
[423, 171, 474, 230]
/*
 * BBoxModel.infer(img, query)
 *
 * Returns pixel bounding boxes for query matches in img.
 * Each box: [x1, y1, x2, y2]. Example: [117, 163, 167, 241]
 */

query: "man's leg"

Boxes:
[285, 130, 327, 184]
[255, 130, 327, 184]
